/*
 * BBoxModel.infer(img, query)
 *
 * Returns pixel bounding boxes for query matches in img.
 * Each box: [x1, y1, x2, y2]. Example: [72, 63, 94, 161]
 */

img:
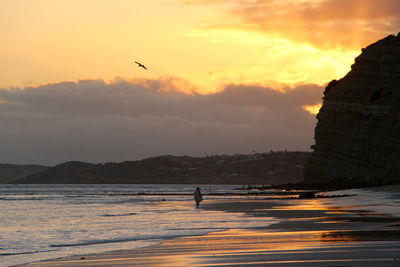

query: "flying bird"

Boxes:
[134, 61, 147, 70]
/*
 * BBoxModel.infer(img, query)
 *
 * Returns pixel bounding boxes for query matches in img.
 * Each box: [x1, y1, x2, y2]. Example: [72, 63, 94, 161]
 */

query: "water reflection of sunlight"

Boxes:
[268, 199, 330, 211]
[319, 187, 400, 217]
[170, 229, 329, 252]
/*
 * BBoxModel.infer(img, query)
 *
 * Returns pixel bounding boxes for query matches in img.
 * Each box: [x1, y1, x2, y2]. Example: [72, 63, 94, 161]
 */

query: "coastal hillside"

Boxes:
[305, 33, 400, 186]
[15, 151, 309, 184]
[0, 164, 48, 184]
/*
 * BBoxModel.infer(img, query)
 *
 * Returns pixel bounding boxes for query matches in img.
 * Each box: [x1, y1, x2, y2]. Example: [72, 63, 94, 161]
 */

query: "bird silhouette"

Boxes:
[134, 61, 147, 70]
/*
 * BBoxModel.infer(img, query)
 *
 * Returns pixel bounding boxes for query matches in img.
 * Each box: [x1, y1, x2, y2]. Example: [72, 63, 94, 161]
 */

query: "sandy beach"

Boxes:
[20, 186, 400, 267]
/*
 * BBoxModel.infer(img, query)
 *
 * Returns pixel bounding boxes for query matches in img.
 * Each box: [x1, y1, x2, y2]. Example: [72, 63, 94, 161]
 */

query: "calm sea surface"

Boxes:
[0, 184, 279, 267]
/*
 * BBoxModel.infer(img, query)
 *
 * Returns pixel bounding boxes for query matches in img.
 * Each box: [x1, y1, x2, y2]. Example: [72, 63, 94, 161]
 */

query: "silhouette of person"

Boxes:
[194, 187, 203, 208]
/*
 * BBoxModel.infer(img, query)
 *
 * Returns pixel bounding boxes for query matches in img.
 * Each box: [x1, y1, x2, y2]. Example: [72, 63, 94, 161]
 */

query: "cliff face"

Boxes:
[304, 33, 400, 186]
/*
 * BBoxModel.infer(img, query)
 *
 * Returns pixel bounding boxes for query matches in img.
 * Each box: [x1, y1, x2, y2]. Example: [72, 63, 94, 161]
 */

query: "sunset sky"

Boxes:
[1, 0, 399, 164]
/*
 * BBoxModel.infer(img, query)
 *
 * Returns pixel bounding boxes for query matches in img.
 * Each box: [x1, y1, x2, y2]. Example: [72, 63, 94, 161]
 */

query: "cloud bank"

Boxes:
[0, 78, 322, 165]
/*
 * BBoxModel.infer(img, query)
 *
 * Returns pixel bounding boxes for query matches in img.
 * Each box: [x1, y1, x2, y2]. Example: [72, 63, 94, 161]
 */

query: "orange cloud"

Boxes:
[183, 0, 400, 49]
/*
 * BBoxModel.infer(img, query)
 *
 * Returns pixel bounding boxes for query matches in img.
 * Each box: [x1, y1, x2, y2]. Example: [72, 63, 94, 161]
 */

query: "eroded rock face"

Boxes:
[304, 33, 400, 186]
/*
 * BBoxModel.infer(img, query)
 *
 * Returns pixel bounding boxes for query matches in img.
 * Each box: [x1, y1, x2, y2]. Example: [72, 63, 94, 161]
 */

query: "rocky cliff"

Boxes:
[304, 33, 400, 186]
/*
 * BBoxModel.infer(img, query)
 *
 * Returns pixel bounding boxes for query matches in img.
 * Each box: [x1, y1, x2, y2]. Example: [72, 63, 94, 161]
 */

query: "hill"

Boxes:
[0, 164, 48, 184]
[16, 151, 310, 184]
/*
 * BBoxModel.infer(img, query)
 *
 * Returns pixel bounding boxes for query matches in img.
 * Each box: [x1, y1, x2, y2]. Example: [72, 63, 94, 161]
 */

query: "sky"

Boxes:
[1, 0, 399, 165]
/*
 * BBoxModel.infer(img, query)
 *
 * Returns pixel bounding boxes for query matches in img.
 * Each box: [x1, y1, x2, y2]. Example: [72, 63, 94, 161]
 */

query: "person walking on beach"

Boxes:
[194, 187, 203, 208]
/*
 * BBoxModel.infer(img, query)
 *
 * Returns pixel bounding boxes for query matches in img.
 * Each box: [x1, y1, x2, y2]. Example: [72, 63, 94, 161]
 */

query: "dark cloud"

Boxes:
[0, 78, 322, 165]
[186, 0, 400, 49]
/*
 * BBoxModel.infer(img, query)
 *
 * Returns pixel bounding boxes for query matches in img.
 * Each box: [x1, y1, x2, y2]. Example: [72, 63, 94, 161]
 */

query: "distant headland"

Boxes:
[1, 151, 309, 184]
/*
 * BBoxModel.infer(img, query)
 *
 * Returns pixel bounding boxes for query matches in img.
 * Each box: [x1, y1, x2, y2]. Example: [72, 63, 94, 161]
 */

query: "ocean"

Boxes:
[0, 184, 279, 267]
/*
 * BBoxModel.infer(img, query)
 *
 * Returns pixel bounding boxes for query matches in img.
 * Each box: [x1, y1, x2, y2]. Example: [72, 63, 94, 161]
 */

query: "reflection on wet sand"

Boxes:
[27, 228, 400, 267]
[322, 230, 400, 242]
[22, 186, 400, 267]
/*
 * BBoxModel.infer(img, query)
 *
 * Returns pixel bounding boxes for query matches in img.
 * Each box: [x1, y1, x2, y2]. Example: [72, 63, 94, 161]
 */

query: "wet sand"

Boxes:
[21, 188, 400, 267]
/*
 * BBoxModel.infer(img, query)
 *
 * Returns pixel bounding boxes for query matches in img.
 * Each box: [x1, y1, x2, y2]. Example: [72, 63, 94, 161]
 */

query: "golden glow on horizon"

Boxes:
[0, 0, 373, 93]
[303, 103, 322, 115]
[185, 28, 358, 92]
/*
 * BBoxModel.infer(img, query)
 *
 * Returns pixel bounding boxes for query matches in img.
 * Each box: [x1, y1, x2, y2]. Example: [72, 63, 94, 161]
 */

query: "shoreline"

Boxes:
[19, 186, 400, 266]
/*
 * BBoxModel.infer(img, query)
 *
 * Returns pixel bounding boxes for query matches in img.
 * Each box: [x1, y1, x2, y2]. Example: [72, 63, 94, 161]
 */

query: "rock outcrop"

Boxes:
[304, 33, 400, 186]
